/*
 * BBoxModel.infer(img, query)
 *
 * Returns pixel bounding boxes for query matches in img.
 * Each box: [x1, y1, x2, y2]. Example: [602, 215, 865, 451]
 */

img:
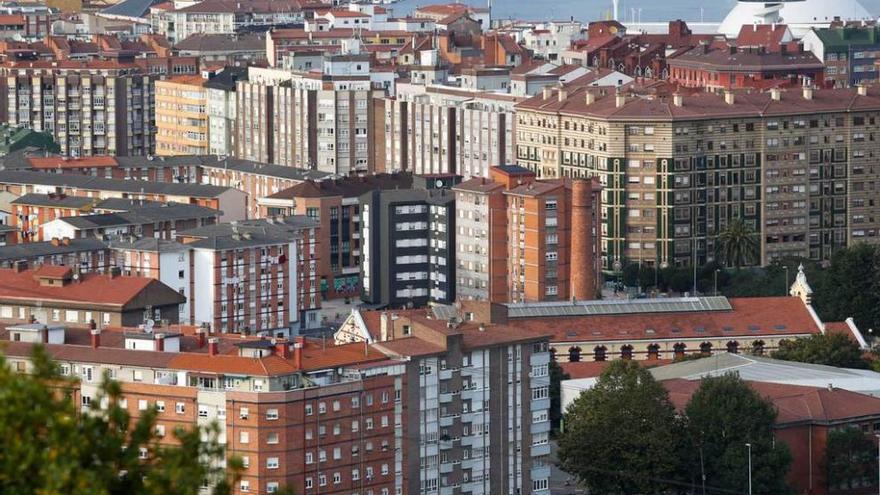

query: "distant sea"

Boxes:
[383, 0, 880, 24]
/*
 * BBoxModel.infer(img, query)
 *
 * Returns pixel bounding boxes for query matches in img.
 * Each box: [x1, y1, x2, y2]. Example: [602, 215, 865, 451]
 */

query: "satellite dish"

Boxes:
[435, 179, 444, 188]
[72, 272, 79, 281]
[144, 319, 155, 333]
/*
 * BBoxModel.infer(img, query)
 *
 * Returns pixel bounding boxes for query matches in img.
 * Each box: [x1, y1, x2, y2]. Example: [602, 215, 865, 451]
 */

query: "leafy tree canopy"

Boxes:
[771, 332, 868, 369]
[557, 360, 683, 494]
[0, 347, 243, 495]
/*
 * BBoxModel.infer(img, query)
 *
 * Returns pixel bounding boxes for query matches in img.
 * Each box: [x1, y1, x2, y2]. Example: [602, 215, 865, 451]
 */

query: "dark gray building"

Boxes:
[360, 176, 458, 307]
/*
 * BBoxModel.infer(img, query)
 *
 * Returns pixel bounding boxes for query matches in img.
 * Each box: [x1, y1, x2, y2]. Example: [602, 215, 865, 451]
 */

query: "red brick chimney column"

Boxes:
[90, 329, 101, 349]
[570, 179, 595, 301]
[208, 338, 219, 356]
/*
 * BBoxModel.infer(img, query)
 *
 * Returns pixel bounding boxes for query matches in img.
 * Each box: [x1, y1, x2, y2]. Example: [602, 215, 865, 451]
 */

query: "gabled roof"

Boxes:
[11, 193, 94, 209]
[736, 24, 791, 49]
[0, 268, 185, 308]
[663, 378, 880, 426]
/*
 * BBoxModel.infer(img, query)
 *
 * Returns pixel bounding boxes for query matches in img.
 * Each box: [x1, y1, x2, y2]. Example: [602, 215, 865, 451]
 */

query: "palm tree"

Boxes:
[717, 219, 759, 268]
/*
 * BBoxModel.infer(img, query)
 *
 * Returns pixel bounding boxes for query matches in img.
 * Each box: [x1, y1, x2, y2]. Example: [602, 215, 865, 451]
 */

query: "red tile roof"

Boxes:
[560, 359, 673, 379]
[0, 268, 183, 308]
[736, 24, 789, 49]
[27, 156, 118, 169]
[663, 379, 880, 425]
[506, 297, 822, 343]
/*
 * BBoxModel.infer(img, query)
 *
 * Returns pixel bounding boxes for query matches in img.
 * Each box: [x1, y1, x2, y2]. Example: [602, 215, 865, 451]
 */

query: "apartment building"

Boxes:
[0, 264, 185, 327]
[177, 216, 321, 333]
[380, 82, 520, 178]
[1, 323, 404, 495]
[0, 62, 154, 157]
[515, 84, 880, 267]
[41, 203, 220, 241]
[336, 307, 553, 495]
[257, 173, 412, 300]
[151, 0, 304, 44]
[0, 237, 110, 271]
[108, 238, 192, 323]
[803, 23, 880, 88]
[453, 165, 602, 303]
[10, 192, 95, 242]
[667, 44, 825, 91]
[156, 75, 210, 156]
[235, 62, 379, 175]
[0, 170, 248, 222]
[205, 67, 246, 157]
[360, 176, 458, 308]
[4, 297, 551, 495]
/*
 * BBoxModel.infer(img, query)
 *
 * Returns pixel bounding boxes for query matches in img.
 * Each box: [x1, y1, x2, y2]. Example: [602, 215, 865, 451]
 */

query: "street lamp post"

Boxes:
[714, 269, 720, 296]
[875, 434, 880, 495]
[783, 265, 790, 296]
[746, 443, 753, 495]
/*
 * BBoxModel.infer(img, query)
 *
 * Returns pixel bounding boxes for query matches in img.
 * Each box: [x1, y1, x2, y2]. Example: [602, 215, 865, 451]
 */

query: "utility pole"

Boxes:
[746, 443, 753, 495]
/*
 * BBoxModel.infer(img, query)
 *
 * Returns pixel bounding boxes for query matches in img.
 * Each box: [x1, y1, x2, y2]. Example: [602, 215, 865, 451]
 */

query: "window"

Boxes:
[198, 405, 209, 418]
[175, 402, 185, 414]
[305, 403, 313, 415]
[533, 479, 549, 491]
[240, 431, 250, 444]
[532, 387, 549, 400]
[240, 481, 250, 492]
[333, 472, 341, 484]
[240, 407, 249, 420]
[318, 402, 326, 414]
[156, 401, 165, 412]
[242, 456, 250, 468]
[266, 457, 279, 469]
[138, 400, 148, 411]
[266, 408, 278, 420]
[156, 424, 165, 437]
[267, 482, 279, 493]
[267, 433, 279, 444]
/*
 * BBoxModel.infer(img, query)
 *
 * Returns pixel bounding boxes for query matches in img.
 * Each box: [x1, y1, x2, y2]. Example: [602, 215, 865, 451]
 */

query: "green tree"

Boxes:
[557, 360, 682, 494]
[717, 219, 759, 268]
[824, 427, 876, 491]
[548, 360, 568, 435]
[0, 347, 243, 495]
[684, 374, 793, 495]
[771, 332, 868, 369]
[812, 243, 880, 336]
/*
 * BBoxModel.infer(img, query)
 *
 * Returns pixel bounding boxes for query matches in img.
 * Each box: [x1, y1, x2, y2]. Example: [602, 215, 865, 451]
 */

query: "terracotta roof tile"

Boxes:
[507, 297, 822, 343]
[0, 268, 184, 307]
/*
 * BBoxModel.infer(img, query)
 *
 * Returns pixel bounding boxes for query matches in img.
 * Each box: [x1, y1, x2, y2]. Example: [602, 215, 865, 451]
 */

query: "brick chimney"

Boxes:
[195, 328, 207, 348]
[90, 329, 101, 348]
[274, 339, 291, 359]
[13, 260, 27, 273]
[293, 336, 305, 369]
[155, 333, 165, 352]
[208, 337, 219, 356]
[570, 180, 596, 301]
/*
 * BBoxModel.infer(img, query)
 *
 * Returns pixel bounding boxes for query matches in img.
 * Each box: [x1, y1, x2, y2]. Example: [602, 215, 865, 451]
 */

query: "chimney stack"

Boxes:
[558, 88, 567, 102]
[770, 88, 781, 101]
[293, 336, 305, 369]
[585, 91, 596, 105]
[570, 180, 596, 301]
[155, 333, 165, 352]
[275, 340, 291, 359]
[208, 337, 219, 356]
[802, 85, 813, 100]
[672, 93, 683, 107]
[542, 86, 552, 100]
[90, 329, 101, 348]
[109, 266, 121, 279]
[724, 91, 735, 105]
[13, 260, 27, 273]
[615, 91, 627, 108]
[195, 328, 207, 348]
[858, 84, 868, 96]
